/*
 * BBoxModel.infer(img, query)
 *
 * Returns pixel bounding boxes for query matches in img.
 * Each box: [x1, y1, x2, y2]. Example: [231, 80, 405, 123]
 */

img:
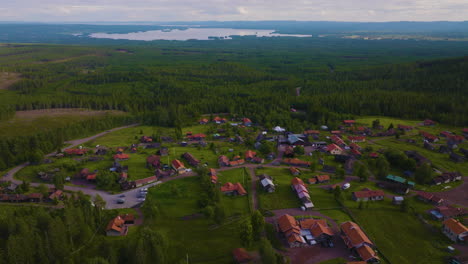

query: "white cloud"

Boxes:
[2, 0, 467, 22]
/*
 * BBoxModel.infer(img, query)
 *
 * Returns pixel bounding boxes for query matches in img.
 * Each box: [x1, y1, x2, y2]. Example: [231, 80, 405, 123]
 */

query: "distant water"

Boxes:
[89, 28, 312, 41]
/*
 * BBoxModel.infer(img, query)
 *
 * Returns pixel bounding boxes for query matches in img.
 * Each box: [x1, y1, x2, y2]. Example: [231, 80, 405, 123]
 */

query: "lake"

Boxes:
[89, 28, 312, 41]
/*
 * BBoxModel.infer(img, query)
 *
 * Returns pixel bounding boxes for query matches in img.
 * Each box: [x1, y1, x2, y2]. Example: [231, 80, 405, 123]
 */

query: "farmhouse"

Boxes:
[259, 174, 275, 193]
[213, 116, 227, 124]
[220, 182, 247, 196]
[432, 172, 462, 185]
[287, 134, 306, 145]
[313, 175, 330, 184]
[277, 214, 334, 248]
[341, 221, 379, 263]
[291, 177, 314, 208]
[183, 152, 201, 167]
[343, 120, 356, 126]
[106, 216, 128, 236]
[442, 218, 468, 242]
[398, 124, 413, 131]
[209, 168, 218, 184]
[146, 155, 161, 168]
[352, 189, 384, 201]
[430, 205, 468, 221]
[218, 155, 230, 167]
[113, 153, 129, 161]
[140, 136, 153, 143]
[326, 144, 344, 155]
[49, 189, 63, 200]
[377, 181, 409, 195]
[171, 159, 186, 174]
[405, 151, 431, 166]
[348, 136, 366, 143]
[289, 167, 301, 175]
[416, 191, 444, 205]
[419, 131, 439, 142]
[199, 118, 209, 124]
[64, 148, 88, 156]
[331, 135, 346, 146]
[134, 176, 158, 188]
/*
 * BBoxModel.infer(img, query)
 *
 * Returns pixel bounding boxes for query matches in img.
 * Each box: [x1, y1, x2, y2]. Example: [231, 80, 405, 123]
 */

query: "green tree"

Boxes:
[415, 163, 433, 184]
[293, 146, 304, 155]
[239, 219, 253, 247]
[336, 166, 345, 179]
[213, 204, 226, 224]
[251, 210, 265, 241]
[376, 156, 390, 180]
[259, 238, 277, 264]
[333, 186, 343, 203]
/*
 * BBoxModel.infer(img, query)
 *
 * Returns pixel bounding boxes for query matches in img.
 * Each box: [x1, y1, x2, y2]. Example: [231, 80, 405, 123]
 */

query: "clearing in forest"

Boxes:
[0, 72, 21, 90]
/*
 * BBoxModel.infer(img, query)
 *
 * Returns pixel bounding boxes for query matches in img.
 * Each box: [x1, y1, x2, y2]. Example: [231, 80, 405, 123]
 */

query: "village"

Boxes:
[1, 115, 467, 264]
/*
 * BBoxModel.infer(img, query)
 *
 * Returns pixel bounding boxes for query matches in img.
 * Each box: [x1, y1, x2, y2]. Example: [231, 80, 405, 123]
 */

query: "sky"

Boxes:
[1, 0, 467, 22]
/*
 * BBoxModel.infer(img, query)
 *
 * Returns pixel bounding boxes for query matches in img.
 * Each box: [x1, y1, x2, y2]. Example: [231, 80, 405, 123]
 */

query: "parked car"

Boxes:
[116, 198, 125, 204]
[137, 198, 146, 202]
[119, 194, 126, 198]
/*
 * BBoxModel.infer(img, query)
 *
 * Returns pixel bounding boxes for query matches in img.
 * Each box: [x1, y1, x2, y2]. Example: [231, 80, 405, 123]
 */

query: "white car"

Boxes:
[140, 188, 148, 192]
[137, 198, 146, 202]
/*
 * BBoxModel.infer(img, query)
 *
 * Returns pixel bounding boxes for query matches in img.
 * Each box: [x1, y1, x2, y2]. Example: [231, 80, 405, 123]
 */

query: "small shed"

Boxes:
[392, 196, 404, 205]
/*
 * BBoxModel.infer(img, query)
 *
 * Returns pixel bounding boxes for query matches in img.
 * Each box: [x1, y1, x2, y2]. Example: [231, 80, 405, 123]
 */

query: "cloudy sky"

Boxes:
[1, 0, 467, 22]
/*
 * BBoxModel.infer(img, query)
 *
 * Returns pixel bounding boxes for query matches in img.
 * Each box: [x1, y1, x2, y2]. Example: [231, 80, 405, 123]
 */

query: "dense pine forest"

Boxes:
[0, 37, 467, 170]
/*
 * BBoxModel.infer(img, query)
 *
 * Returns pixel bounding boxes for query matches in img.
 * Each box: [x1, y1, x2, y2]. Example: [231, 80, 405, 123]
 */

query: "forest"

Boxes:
[0, 37, 467, 171]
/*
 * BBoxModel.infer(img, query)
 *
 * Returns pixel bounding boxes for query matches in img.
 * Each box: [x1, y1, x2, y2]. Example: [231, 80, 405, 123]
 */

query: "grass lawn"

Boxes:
[318, 209, 352, 224]
[347, 200, 453, 264]
[255, 167, 301, 210]
[307, 186, 341, 209]
[217, 168, 251, 216]
[145, 177, 250, 264]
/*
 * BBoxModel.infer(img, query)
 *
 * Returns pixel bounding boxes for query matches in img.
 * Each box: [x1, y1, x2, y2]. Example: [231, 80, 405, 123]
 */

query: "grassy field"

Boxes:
[217, 168, 251, 216]
[348, 201, 453, 264]
[255, 167, 302, 210]
[0, 108, 127, 138]
[146, 177, 250, 264]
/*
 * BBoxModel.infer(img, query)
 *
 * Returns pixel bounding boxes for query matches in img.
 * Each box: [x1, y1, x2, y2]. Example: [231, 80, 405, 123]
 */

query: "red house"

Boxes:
[343, 120, 356, 126]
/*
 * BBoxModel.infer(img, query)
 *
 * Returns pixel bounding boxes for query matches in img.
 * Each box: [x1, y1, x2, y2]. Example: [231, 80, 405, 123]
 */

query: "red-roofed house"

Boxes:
[106, 216, 128, 236]
[283, 158, 311, 167]
[243, 118, 252, 126]
[172, 159, 186, 174]
[420, 131, 439, 142]
[134, 176, 157, 187]
[245, 150, 256, 161]
[343, 120, 356, 126]
[183, 152, 200, 167]
[352, 190, 385, 201]
[348, 136, 366, 143]
[220, 182, 247, 196]
[146, 155, 161, 168]
[304, 130, 320, 135]
[326, 144, 343, 155]
[140, 136, 153, 143]
[398, 124, 413, 131]
[64, 148, 88, 156]
[331, 130, 341, 135]
[218, 155, 230, 167]
[199, 118, 208, 124]
[423, 119, 436, 126]
[442, 218, 468, 242]
[315, 175, 331, 184]
[113, 154, 129, 161]
[290, 167, 301, 176]
[209, 168, 218, 184]
[341, 221, 379, 263]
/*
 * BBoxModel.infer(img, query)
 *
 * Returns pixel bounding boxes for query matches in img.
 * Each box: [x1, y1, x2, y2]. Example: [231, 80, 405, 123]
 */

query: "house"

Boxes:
[199, 118, 209, 124]
[134, 176, 158, 187]
[440, 131, 452, 138]
[120, 214, 135, 225]
[331, 135, 346, 146]
[300, 218, 334, 244]
[352, 189, 385, 201]
[350, 148, 362, 157]
[146, 155, 161, 168]
[119, 172, 128, 183]
[277, 214, 304, 248]
[341, 221, 379, 263]
[158, 147, 169, 156]
[106, 216, 128, 236]
[291, 177, 314, 208]
[431, 206, 468, 221]
[343, 120, 356, 126]
[259, 174, 275, 193]
[95, 146, 108, 155]
[442, 218, 468, 242]
[213, 116, 227, 124]
[155, 169, 174, 179]
[392, 196, 404, 205]
[243, 118, 252, 126]
[232, 248, 252, 263]
[49, 189, 63, 200]
[420, 131, 439, 142]
[229, 159, 245, 167]
[26, 193, 43, 202]
[220, 182, 247, 196]
[312, 141, 327, 148]
[86, 172, 97, 181]
[377, 181, 409, 195]
[284, 145, 294, 157]
[287, 134, 306, 145]
[64, 148, 88, 156]
[113, 154, 129, 161]
[405, 151, 431, 166]
[187, 133, 207, 141]
[448, 134, 465, 144]
[398, 124, 413, 131]
[171, 160, 186, 174]
[290, 167, 301, 176]
[450, 152, 466, 163]
[183, 152, 200, 167]
[331, 130, 341, 135]
[283, 158, 311, 167]
[140, 136, 153, 143]
[350, 143, 362, 151]
[432, 172, 462, 185]
[245, 150, 257, 161]
[145, 143, 161, 149]
[416, 191, 444, 205]
[315, 175, 330, 184]
[423, 119, 436, 126]
[348, 136, 366, 143]
[326, 144, 343, 155]
[218, 155, 230, 167]
[209, 168, 218, 184]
